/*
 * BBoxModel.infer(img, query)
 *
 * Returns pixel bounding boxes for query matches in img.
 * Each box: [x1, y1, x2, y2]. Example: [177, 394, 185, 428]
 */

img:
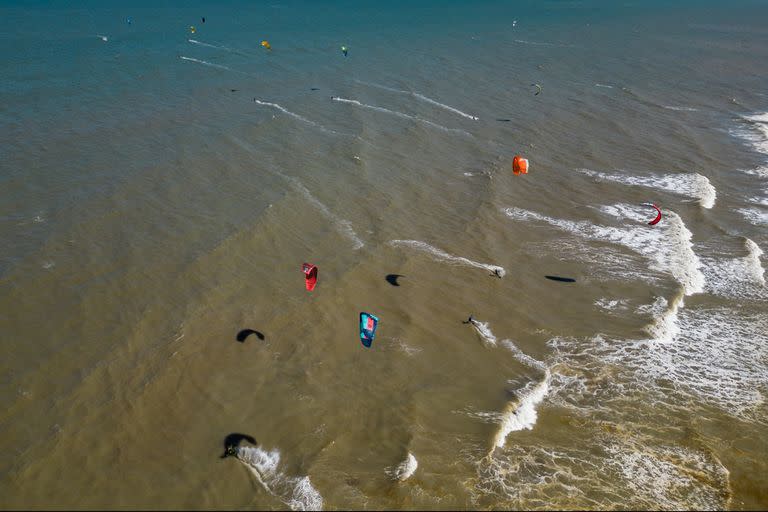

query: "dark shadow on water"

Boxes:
[496, 118, 511, 122]
[385, 274, 404, 286]
[237, 329, 265, 342]
[221, 433, 257, 459]
[545, 275, 576, 283]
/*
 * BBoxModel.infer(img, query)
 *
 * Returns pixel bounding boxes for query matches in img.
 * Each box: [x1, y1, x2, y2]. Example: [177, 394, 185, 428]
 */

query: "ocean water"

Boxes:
[1, 0, 767, 509]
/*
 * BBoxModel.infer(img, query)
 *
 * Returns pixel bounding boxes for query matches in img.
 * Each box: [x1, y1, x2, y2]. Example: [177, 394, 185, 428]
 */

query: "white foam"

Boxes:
[287, 177, 364, 249]
[187, 38, 246, 55]
[236, 446, 323, 511]
[737, 207, 768, 226]
[253, 99, 336, 134]
[502, 205, 705, 296]
[473, 439, 730, 510]
[702, 238, 766, 299]
[578, 169, 716, 209]
[490, 339, 551, 448]
[549, 304, 768, 420]
[514, 39, 572, 47]
[331, 97, 471, 136]
[594, 298, 629, 311]
[492, 373, 550, 449]
[179, 55, 252, 76]
[355, 80, 479, 120]
[388, 240, 505, 276]
[663, 106, 699, 112]
[595, 83, 614, 89]
[642, 295, 683, 344]
[412, 93, 479, 121]
[386, 452, 418, 481]
[96, 34, 108, 42]
[732, 113, 768, 157]
[471, 320, 498, 346]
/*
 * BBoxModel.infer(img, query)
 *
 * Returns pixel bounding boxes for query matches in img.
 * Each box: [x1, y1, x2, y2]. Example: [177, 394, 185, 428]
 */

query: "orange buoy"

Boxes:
[512, 155, 529, 175]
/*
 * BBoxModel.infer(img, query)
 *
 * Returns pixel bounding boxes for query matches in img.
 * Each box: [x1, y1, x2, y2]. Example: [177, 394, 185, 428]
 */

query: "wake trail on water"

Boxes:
[179, 56, 255, 76]
[354, 79, 479, 120]
[388, 240, 504, 276]
[578, 169, 716, 209]
[285, 176, 364, 250]
[253, 99, 339, 135]
[235, 446, 323, 511]
[331, 97, 472, 136]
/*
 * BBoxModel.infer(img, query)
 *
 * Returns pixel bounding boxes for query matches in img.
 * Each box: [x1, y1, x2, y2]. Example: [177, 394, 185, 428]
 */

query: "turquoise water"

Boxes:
[2, 1, 768, 509]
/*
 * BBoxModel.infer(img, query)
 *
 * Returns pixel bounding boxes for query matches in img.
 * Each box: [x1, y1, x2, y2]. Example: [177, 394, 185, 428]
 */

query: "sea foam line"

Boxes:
[578, 169, 716, 209]
[332, 97, 471, 136]
[236, 446, 323, 511]
[388, 240, 504, 276]
[355, 79, 479, 120]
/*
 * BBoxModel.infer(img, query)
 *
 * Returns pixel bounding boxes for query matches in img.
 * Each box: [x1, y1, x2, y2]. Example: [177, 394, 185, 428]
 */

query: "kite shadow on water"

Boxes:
[236, 329, 265, 342]
[385, 274, 404, 286]
[220, 433, 257, 458]
[545, 275, 576, 283]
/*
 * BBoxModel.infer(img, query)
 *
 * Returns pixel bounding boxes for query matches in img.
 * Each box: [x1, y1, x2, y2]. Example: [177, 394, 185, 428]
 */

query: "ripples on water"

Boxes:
[1, 0, 767, 509]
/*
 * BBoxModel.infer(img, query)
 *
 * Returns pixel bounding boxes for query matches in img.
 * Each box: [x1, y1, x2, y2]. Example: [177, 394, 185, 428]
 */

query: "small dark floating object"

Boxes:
[496, 118, 511, 122]
[230, 89, 238, 92]
[310, 87, 320, 91]
[545, 275, 576, 283]
[385, 274, 404, 286]
[237, 329, 265, 342]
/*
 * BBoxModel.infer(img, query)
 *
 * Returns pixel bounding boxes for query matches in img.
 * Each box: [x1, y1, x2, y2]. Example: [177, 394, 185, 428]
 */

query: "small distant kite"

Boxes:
[641, 202, 662, 225]
[531, 83, 542, 96]
[359, 312, 379, 348]
[302, 263, 318, 291]
[512, 154, 529, 175]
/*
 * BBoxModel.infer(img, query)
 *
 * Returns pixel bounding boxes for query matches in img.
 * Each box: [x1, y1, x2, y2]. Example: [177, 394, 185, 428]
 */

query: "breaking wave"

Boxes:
[236, 446, 323, 511]
[578, 169, 716, 209]
[385, 452, 418, 481]
[503, 204, 705, 295]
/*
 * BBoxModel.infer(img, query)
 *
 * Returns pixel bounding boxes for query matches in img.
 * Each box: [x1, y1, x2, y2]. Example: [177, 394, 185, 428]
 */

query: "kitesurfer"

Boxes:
[462, 315, 476, 325]
[492, 269, 503, 278]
